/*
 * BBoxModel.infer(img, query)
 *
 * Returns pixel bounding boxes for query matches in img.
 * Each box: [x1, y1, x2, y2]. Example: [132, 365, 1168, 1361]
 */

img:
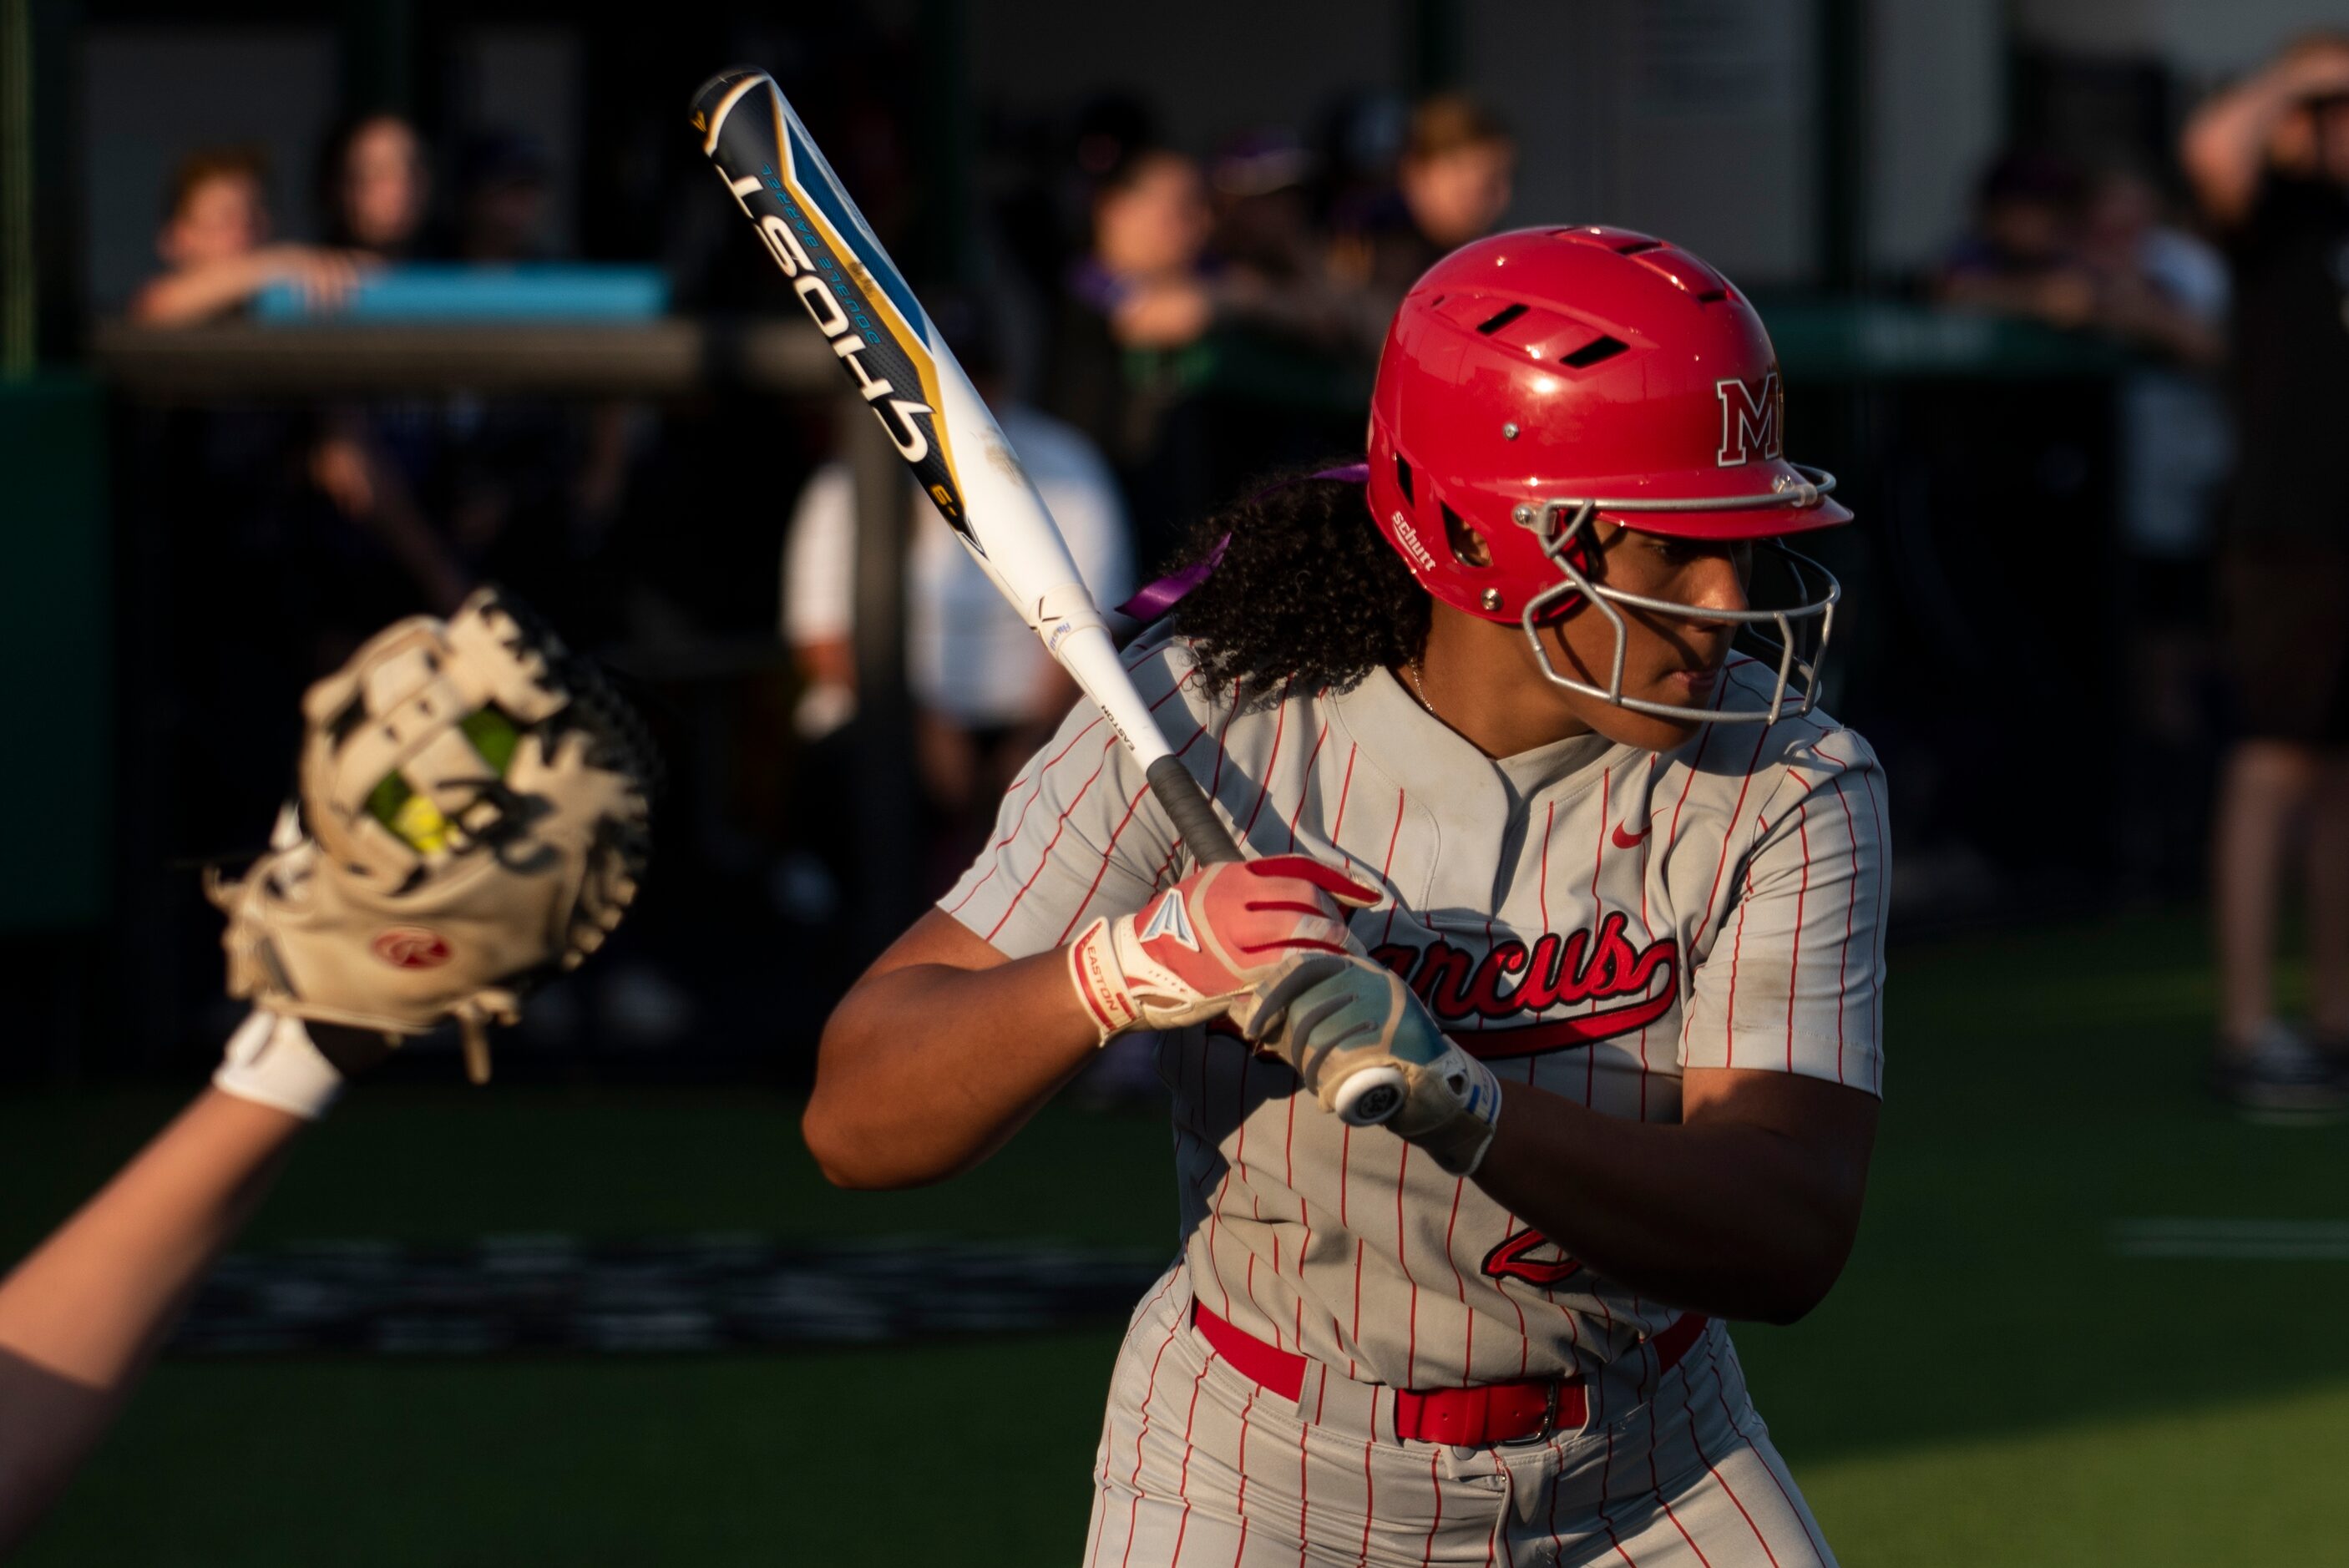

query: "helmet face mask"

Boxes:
[1364, 225, 1855, 728]
[1516, 492, 1841, 726]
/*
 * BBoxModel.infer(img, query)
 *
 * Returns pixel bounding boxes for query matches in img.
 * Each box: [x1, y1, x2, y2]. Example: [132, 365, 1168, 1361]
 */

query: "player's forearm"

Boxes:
[0, 1089, 299, 1383]
[127, 253, 274, 327]
[807, 930, 1101, 1188]
[2182, 62, 2315, 221]
[0, 1090, 302, 1550]
[1469, 1081, 1871, 1325]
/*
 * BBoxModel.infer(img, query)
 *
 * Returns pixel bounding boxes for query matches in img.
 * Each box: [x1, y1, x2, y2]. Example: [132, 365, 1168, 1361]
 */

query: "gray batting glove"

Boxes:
[1248, 953, 1504, 1176]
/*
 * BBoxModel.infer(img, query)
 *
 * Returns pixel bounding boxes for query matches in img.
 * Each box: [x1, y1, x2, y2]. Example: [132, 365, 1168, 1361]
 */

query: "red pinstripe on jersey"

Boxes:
[1110, 1308, 1188, 1568]
[949, 637, 1181, 919]
[1205, 1053, 1254, 1328]
[1588, 768, 1610, 1105]
[1648, 1440, 1714, 1568]
[1810, 732, 1889, 1092]
[1637, 752, 1662, 1118]
[1714, 1372, 1831, 1565]
[1229, 1055, 1277, 1344]
[945, 711, 1106, 917]
[1676, 1363, 1779, 1568]
[1348, 1229, 1364, 1379]
[991, 665, 1205, 942]
[1825, 775, 1857, 1083]
[1294, 1413, 1310, 1568]
[988, 746, 1116, 942]
[1238, 680, 1295, 841]
[1284, 1091, 1304, 1351]
[1537, 798, 1555, 930]
[1230, 1384, 1258, 1563]
[1051, 673, 1210, 946]
[1351, 783, 1410, 1383]
[1699, 721, 1777, 942]
[1166, 1356, 1212, 1565]
[1855, 759, 1890, 1094]
[1785, 803, 1811, 1072]
[1444, 1174, 1472, 1378]
[1397, 1141, 1419, 1388]
[1286, 719, 1332, 852]
[1374, 787, 1408, 943]
[1420, 1449, 1445, 1565]
[1724, 861, 1756, 1063]
[1207, 688, 1241, 799]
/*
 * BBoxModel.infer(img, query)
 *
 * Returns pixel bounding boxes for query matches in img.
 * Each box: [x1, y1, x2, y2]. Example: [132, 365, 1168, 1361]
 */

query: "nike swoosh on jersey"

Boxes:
[1610, 822, 1650, 849]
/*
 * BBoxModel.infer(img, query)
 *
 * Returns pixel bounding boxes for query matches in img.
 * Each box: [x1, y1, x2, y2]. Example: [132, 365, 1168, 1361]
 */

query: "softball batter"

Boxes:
[810, 226, 1886, 1565]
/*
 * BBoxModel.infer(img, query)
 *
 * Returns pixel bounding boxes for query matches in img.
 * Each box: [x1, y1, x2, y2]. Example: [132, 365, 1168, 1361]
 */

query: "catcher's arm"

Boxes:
[0, 1074, 306, 1553]
[0, 1006, 395, 1553]
[0, 593, 656, 1550]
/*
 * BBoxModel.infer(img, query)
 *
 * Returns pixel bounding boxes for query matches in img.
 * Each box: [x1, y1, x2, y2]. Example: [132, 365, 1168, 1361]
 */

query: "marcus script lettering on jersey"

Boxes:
[1372, 911, 1678, 1059]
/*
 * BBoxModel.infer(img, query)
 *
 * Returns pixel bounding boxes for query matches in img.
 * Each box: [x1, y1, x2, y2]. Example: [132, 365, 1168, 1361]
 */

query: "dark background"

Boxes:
[1, 3, 2343, 1563]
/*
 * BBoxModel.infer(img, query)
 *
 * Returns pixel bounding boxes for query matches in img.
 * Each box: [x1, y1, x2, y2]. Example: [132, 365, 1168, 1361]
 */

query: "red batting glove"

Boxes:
[1066, 854, 1379, 1043]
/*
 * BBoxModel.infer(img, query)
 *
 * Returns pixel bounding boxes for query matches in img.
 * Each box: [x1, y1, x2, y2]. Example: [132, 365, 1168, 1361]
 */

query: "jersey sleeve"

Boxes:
[1678, 728, 1890, 1095]
[936, 638, 1202, 958]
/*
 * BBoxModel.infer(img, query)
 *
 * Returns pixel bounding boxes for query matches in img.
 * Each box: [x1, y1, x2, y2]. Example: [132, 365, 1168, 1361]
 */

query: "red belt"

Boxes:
[1192, 1300, 1708, 1449]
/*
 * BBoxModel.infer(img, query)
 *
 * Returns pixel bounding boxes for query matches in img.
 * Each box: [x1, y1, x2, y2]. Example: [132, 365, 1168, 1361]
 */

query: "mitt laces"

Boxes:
[1510, 471, 1843, 726]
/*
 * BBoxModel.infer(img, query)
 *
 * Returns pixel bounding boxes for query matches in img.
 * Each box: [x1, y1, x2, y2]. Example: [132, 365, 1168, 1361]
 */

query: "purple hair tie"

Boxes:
[1113, 463, 1370, 620]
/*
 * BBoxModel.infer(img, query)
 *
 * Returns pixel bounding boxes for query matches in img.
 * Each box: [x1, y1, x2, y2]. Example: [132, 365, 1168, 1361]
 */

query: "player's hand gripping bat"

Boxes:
[690, 68, 1408, 1127]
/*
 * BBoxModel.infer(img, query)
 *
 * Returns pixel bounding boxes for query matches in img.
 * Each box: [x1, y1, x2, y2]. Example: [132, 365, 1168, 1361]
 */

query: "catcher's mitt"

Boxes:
[208, 589, 655, 1083]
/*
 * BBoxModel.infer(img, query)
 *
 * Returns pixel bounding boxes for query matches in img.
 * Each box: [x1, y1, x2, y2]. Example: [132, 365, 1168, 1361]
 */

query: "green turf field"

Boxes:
[3, 910, 2344, 1565]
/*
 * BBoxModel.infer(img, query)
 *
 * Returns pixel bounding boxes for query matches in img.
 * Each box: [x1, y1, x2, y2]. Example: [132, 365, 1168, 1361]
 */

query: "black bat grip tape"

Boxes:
[1147, 756, 1242, 866]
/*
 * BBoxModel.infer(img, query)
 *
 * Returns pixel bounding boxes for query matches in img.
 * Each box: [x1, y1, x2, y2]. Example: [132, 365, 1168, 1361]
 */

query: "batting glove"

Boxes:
[1067, 854, 1377, 1043]
[213, 1009, 396, 1120]
[1250, 953, 1504, 1176]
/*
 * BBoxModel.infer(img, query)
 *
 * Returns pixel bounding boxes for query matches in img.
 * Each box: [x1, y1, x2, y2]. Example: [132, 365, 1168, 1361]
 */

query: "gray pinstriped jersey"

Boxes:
[942, 626, 1887, 1390]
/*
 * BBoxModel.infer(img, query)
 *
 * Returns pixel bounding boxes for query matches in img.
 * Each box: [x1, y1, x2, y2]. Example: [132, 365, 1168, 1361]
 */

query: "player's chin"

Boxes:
[1580, 670, 1722, 751]
[1592, 703, 1708, 754]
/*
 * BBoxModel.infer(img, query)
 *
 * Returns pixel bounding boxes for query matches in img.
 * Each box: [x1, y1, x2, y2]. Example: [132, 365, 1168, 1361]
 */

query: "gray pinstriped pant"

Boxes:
[1082, 1267, 1835, 1568]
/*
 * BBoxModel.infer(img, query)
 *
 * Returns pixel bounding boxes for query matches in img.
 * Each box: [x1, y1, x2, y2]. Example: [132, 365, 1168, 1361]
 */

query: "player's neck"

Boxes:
[1407, 606, 1594, 760]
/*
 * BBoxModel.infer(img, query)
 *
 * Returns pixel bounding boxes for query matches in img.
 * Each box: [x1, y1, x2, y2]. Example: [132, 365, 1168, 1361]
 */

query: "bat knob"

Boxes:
[1334, 1068, 1408, 1127]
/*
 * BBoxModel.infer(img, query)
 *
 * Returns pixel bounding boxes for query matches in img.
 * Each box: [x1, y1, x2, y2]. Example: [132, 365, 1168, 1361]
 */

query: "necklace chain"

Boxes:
[1405, 657, 1438, 717]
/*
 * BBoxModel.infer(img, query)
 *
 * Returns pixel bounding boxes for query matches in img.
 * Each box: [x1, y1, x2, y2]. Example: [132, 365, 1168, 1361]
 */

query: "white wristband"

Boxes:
[213, 1009, 346, 1120]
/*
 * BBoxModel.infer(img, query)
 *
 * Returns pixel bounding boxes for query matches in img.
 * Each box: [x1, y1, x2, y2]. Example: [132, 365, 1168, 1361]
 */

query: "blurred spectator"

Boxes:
[2076, 168, 2228, 367]
[785, 304, 1131, 875]
[318, 112, 433, 260]
[1329, 94, 1516, 328]
[305, 112, 469, 619]
[129, 148, 362, 326]
[1931, 149, 2096, 328]
[1042, 144, 1215, 561]
[1207, 129, 1400, 362]
[2078, 167, 2234, 898]
[1075, 146, 1218, 354]
[456, 129, 554, 264]
[1396, 94, 1516, 252]
[2181, 32, 2349, 1111]
[1314, 90, 1410, 237]
[1209, 129, 1323, 286]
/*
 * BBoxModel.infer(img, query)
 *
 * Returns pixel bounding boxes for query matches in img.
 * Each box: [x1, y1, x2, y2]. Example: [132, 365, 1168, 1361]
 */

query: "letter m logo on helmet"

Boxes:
[1715, 372, 1783, 467]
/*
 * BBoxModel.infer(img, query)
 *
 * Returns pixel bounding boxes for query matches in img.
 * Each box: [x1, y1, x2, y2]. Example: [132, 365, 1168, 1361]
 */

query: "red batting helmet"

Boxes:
[1364, 225, 1850, 724]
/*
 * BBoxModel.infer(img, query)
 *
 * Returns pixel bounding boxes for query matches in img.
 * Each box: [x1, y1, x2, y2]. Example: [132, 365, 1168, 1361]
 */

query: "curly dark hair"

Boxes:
[1166, 464, 1430, 703]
